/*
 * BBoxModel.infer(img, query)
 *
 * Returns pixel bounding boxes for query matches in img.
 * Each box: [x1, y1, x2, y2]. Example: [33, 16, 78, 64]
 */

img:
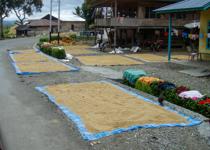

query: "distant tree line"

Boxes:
[0, 0, 43, 39]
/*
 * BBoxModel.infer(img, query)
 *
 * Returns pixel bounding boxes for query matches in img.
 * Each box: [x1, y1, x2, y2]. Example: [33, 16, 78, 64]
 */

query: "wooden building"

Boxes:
[155, 0, 210, 60]
[90, 0, 198, 48]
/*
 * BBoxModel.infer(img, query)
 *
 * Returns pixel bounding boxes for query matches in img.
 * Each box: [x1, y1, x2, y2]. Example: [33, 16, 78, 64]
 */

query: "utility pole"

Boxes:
[114, 0, 117, 53]
[49, 0, 52, 42]
[57, 0, 61, 44]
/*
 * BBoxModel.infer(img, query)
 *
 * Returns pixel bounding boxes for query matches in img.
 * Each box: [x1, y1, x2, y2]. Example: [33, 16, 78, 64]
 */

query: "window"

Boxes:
[71, 24, 74, 31]
[207, 20, 210, 49]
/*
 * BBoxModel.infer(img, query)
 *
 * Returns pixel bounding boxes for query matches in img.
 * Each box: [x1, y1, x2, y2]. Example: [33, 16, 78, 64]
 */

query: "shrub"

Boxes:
[38, 42, 66, 59]
[51, 47, 66, 59]
[39, 35, 61, 43]
[39, 37, 48, 43]
[39, 42, 53, 55]
[42, 47, 52, 55]
[51, 35, 60, 41]
[135, 80, 153, 94]
[150, 81, 161, 96]
[69, 34, 77, 40]
[163, 89, 185, 106]
[125, 75, 210, 118]
[162, 89, 210, 118]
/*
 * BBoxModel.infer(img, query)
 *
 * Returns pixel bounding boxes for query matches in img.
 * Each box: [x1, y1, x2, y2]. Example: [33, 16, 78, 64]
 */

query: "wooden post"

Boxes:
[114, 28, 117, 49]
[94, 8, 97, 45]
[57, 0, 61, 45]
[115, 0, 117, 17]
[106, 7, 108, 19]
[0, 16, 4, 39]
[49, 0, 52, 42]
[168, 14, 172, 62]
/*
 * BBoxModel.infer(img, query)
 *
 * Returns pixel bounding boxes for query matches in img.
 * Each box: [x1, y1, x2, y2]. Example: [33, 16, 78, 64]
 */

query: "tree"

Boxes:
[73, 0, 94, 29]
[12, 0, 43, 25]
[0, 0, 12, 39]
[0, 0, 43, 38]
[73, 6, 83, 18]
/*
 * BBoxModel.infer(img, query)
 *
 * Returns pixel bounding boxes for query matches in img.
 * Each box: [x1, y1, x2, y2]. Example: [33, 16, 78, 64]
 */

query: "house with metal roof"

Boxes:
[155, 0, 210, 61]
[16, 14, 85, 37]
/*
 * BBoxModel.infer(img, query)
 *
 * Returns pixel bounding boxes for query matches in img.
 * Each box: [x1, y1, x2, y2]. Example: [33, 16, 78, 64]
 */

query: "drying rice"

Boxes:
[13, 53, 49, 62]
[76, 55, 143, 66]
[46, 82, 187, 133]
[16, 61, 70, 73]
[126, 54, 168, 62]
[64, 45, 97, 55]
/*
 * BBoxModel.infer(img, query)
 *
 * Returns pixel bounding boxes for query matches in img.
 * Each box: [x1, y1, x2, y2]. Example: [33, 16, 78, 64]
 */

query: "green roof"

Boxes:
[155, 0, 210, 13]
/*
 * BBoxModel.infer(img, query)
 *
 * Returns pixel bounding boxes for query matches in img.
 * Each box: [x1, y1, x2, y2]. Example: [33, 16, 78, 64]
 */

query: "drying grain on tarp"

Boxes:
[65, 49, 98, 55]
[45, 82, 187, 133]
[14, 49, 39, 54]
[12, 52, 49, 62]
[16, 61, 71, 73]
[9, 49, 77, 74]
[172, 55, 189, 60]
[65, 45, 90, 50]
[126, 54, 168, 62]
[64, 45, 97, 55]
[76, 55, 143, 66]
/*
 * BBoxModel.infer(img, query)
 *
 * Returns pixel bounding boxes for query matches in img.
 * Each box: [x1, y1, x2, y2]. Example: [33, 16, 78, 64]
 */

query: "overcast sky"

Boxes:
[6, 0, 84, 21]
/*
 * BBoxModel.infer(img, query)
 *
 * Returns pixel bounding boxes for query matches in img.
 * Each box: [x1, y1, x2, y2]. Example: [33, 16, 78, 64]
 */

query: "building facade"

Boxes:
[16, 14, 85, 36]
[90, 0, 197, 48]
[155, 0, 210, 60]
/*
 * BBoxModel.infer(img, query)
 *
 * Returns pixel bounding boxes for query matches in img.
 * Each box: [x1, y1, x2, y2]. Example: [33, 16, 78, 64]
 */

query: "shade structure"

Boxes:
[154, 0, 210, 13]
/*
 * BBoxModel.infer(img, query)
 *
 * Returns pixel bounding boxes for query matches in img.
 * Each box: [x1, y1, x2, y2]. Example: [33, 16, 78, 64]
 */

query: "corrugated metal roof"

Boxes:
[155, 0, 210, 13]
[28, 19, 58, 27]
[41, 14, 85, 22]
[16, 25, 29, 31]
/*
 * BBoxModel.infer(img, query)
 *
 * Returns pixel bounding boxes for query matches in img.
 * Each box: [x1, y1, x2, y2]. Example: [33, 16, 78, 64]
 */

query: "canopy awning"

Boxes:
[154, 0, 210, 13]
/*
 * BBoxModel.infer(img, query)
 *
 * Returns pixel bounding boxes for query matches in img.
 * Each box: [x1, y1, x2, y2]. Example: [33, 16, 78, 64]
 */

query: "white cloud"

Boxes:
[5, 0, 84, 21]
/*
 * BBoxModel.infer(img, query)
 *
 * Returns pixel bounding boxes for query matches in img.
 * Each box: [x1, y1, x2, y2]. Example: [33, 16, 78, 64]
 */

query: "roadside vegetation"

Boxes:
[37, 33, 94, 59]
[0, 0, 43, 39]
[123, 71, 210, 118]
[3, 23, 16, 38]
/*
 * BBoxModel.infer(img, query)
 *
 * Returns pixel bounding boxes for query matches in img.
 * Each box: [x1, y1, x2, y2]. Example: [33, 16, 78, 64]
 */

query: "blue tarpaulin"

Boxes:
[8, 50, 79, 75]
[35, 81, 202, 141]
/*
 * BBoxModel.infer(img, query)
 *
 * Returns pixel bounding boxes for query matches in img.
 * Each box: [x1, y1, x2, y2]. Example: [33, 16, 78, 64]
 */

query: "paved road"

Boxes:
[0, 38, 90, 150]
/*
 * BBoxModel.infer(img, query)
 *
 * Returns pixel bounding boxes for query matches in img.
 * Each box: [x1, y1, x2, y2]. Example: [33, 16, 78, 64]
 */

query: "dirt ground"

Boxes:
[0, 37, 210, 150]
